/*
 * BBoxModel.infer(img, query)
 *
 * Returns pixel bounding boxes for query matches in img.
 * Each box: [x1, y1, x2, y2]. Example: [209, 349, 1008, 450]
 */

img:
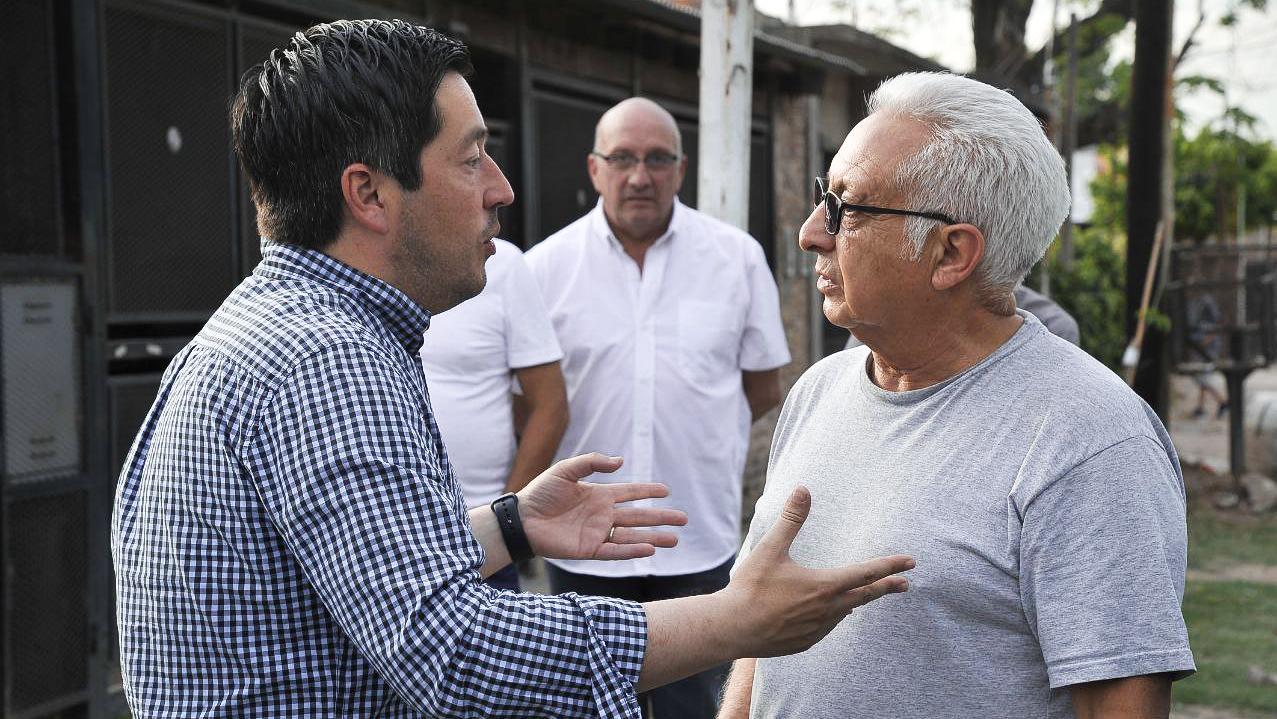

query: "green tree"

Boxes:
[1046, 230, 1128, 369]
[1034, 116, 1277, 373]
[1174, 118, 1277, 243]
[1032, 144, 1129, 370]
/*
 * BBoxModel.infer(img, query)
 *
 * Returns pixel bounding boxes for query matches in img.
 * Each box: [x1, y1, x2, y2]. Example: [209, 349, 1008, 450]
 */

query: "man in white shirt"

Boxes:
[421, 237, 568, 591]
[524, 97, 791, 718]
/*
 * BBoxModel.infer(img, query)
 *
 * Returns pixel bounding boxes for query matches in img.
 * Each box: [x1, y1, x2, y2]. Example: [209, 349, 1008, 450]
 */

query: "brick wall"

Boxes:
[740, 89, 818, 534]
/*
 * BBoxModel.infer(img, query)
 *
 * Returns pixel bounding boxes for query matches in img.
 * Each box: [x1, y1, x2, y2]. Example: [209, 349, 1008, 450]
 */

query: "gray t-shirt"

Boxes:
[1015, 285, 1080, 345]
[741, 312, 1194, 719]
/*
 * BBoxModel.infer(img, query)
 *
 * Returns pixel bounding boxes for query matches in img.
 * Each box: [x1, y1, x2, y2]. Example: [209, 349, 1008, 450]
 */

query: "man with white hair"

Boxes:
[720, 72, 1194, 719]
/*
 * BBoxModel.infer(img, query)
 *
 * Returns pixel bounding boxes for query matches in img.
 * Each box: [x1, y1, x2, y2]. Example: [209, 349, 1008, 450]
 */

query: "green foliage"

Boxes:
[1038, 229, 1128, 370]
[1178, 74, 1226, 96]
[1173, 122, 1277, 242]
[1087, 144, 1127, 229]
[1038, 112, 1277, 374]
[1178, 580, 1277, 713]
[1050, 29, 1133, 145]
[1172, 499, 1277, 714]
[1144, 307, 1171, 333]
[1173, 499, 1277, 714]
[1173, 27, 1277, 240]
[1187, 506, 1277, 571]
[1026, 143, 1127, 372]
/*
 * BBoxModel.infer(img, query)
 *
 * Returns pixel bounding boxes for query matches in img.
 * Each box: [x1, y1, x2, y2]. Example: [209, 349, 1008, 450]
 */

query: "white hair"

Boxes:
[867, 72, 1071, 292]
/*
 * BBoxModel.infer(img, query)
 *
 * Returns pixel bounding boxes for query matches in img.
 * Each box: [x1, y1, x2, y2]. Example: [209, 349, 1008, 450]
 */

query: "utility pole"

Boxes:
[698, 0, 754, 230]
[1059, 13, 1078, 268]
[1041, 0, 1060, 296]
[1127, 0, 1174, 418]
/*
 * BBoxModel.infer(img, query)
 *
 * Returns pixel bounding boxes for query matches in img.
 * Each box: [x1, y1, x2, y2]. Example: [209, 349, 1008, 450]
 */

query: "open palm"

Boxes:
[518, 453, 688, 560]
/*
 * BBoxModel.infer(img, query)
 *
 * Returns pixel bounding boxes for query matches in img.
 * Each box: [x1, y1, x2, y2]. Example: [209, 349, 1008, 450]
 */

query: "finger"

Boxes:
[610, 507, 688, 528]
[606, 482, 671, 503]
[841, 575, 910, 612]
[756, 485, 812, 555]
[825, 554, 915, 592]
[549, 453, 624, 482]
[593, 542, 658, 561]
[607, 527, 680, 548]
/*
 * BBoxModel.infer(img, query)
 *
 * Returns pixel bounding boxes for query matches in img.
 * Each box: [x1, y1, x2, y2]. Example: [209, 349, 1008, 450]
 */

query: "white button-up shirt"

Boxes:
[421, 239, 563, 508]
[525, 200, 791, 577]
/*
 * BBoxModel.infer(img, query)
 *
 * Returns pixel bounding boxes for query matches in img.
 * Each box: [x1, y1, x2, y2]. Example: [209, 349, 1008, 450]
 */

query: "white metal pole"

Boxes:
[698, 0, 754, 230]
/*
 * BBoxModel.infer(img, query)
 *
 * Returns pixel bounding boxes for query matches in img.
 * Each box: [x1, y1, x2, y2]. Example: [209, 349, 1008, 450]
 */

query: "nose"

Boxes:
[798, 204, 832, 255]
[625, 162, 653, 189]
[486, 156, 515, 209]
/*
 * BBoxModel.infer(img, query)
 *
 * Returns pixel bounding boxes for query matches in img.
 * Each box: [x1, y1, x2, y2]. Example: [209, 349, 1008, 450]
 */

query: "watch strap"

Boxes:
[489, 492, 534, 562]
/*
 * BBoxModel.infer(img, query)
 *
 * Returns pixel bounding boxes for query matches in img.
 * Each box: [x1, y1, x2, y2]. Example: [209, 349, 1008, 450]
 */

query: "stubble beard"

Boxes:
[394, 206, 487, 313]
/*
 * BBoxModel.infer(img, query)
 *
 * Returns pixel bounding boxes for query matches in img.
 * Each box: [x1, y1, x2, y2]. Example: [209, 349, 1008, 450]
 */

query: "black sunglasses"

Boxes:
[813, 177, 956, 235]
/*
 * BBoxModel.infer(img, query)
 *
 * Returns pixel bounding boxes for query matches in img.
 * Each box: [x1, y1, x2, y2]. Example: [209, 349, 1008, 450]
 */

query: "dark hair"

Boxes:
[231, 19, 472, 250]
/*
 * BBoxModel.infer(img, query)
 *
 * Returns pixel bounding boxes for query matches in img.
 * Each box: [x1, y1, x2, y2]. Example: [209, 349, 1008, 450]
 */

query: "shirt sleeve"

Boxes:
[1018, 436, 1196, 689]
[738, 238, 791, 372]
[246, 341, 644, 718]
[502, 248, 564, 370]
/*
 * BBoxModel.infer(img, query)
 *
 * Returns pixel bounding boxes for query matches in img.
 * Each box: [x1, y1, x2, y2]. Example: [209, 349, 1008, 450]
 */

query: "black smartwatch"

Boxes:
[489, 492, 534, 562]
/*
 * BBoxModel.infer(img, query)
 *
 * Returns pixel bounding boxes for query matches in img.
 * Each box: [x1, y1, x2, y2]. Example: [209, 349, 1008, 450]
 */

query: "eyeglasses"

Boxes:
[591, 151, 682, 172]
[813, 177, 956, 235]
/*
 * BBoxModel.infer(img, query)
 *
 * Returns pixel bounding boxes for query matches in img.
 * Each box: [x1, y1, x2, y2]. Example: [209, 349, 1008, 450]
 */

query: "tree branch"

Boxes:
[1174, 1, 1208, 71]
[1025, 0, 1136, 79]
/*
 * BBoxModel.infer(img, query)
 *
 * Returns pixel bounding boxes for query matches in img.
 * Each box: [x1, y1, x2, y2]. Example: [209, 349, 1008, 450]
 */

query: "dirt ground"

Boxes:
[1170, 370, 1277, 478]
[1187, 563, 1277, 585]
[1173, 706, 1276, 719]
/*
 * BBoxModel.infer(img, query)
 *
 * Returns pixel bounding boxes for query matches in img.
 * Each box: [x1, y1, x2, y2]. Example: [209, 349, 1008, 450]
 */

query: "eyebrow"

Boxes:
[457, 125, 489, 152]
[826, 174, 872, 204]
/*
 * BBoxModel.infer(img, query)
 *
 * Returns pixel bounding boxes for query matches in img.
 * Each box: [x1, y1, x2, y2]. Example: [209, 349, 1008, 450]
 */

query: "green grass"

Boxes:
[1175, 500, 1277, 713]
[1187, 504, 1277, 570]
[1175, 579, 1277, 713]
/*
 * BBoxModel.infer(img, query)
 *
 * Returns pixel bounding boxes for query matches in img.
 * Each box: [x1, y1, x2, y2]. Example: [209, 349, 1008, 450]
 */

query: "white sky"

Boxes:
[754, 0, 1277, 140]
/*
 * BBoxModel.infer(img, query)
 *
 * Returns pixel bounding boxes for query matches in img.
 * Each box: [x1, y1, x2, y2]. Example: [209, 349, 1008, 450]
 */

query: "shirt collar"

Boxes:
[256, 241, 432, 354]
[589, 197, 685, 250]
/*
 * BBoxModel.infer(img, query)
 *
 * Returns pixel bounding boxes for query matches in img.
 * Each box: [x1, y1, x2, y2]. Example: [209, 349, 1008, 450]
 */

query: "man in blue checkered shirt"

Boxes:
[111, 20, 915, 718]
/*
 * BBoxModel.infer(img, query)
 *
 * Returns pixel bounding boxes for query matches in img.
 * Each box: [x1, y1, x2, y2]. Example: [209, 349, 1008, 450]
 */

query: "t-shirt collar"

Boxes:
[857, 310, 1045, 406]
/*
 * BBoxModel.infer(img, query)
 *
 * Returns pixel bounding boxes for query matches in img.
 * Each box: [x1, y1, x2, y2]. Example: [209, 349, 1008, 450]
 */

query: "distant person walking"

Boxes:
[1187, 291, 1228, 419]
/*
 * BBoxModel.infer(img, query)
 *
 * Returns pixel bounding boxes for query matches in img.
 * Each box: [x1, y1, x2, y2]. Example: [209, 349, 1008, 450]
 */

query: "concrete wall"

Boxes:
[741, 88, 820, 532]
[820, 73, 854, 157]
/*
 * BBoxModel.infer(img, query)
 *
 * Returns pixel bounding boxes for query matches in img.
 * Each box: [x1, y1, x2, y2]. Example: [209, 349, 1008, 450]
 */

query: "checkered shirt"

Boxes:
[111, 243, 647, 718]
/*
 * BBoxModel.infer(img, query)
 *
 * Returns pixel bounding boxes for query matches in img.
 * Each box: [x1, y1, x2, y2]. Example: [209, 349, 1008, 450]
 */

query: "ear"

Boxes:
[930, 223, 985, 292]
[672, 154, 688, 193]
[587, 153, 606, 196]
[340, 163, 393, 236]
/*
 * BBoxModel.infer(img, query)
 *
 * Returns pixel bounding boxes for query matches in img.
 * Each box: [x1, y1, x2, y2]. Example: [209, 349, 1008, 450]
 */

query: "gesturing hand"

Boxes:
[518, 453, 689, 561]
[723, 485, 914, 658]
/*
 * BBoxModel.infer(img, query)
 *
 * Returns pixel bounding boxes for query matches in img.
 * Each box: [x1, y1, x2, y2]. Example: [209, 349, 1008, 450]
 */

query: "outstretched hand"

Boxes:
[518, 453, 688, 561]
[724, 485, 914, 658]
[633, 485, 913, 693]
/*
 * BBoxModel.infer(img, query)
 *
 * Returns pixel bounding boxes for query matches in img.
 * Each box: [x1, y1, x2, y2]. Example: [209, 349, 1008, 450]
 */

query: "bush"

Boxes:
[1030, 228, 1128, 371]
